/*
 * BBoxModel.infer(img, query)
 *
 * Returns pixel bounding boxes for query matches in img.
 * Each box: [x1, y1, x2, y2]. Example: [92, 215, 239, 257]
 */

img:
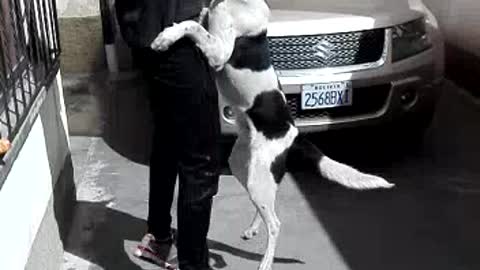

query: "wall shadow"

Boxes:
[288, 88, 480, 270]
[290, 169, 480, 270]
[445, 43, 480, 98]
[53, 155, 76, 244]
[61, 200, 303, 270]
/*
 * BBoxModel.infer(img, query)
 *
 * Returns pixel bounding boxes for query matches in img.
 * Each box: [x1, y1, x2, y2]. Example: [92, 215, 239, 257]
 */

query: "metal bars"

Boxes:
[0, 0, 60, 141]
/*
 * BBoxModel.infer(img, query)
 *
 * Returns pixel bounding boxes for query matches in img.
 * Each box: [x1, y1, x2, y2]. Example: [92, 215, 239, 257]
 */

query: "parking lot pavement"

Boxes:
[63, 81, 480, 270]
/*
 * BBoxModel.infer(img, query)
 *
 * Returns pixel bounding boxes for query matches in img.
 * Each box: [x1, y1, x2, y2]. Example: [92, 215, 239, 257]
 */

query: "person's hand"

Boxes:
[0, 138, 11, 155]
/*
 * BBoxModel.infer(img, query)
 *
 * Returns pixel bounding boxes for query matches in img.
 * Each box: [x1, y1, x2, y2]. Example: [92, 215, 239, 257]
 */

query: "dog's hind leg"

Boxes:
[251, 185, 279, 270]
[242, 211, 262, 240]
[228, 126, 268, 241]
[247, 160, 280, 270]
[228, 135, 264, 240]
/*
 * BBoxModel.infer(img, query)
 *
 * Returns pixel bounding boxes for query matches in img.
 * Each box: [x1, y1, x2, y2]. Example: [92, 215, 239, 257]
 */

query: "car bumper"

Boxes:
[218, 45, 444, 135]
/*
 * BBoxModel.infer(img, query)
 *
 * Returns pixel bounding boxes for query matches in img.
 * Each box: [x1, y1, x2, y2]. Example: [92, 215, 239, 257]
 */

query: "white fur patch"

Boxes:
[202, 2, 237, 70]
[226, 0, 270, 37]
[222, 65, 279, 107]
[249, 121, 298, 168]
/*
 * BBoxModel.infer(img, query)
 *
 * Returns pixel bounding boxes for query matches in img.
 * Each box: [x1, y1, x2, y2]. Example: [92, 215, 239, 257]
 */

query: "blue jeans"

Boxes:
[135, 38, 220, 270]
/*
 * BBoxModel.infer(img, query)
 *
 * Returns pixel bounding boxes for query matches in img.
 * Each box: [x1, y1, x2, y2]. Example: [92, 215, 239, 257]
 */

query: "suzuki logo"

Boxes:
[313, 40, 336, 61]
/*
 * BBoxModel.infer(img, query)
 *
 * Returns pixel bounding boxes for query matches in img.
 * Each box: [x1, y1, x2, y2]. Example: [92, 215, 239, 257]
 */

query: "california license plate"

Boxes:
[301, 81, 353, 110]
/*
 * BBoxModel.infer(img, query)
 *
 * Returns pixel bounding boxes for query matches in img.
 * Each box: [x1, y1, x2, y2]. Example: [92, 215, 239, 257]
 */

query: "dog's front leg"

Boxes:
[151, 7, 236, 71]
[150, 21, 195, 52]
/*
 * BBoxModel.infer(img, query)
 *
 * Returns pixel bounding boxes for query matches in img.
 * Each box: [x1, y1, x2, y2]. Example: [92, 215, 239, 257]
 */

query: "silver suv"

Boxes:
[218, 0, 444, 136]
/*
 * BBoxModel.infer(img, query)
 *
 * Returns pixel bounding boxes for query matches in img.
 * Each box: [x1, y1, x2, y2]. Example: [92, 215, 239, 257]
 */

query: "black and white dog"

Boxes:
[151, 0, 395, 269]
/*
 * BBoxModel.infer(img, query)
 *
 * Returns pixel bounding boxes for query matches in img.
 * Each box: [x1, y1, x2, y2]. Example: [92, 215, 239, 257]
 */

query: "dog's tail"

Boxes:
[286, 136, 394, 190]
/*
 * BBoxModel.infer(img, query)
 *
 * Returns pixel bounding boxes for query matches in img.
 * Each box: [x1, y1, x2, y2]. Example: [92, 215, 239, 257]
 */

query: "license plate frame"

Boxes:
[301, 81, 353, 110]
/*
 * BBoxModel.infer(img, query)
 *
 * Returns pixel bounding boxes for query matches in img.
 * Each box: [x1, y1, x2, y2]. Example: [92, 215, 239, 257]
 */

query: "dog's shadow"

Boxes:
[62, 201, 304, 270]
[209, 238, 305, 268]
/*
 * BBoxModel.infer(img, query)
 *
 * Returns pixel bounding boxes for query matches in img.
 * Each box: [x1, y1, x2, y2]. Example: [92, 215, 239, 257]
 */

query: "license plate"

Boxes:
[301, 81, 353, 110]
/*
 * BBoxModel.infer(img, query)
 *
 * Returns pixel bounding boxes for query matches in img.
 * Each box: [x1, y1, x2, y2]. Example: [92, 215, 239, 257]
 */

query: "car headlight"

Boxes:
[392, 18, 432, 62]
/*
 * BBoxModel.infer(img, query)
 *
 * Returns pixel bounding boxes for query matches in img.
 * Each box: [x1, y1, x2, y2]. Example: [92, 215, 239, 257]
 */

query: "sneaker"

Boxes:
[133, 233, 178, 269]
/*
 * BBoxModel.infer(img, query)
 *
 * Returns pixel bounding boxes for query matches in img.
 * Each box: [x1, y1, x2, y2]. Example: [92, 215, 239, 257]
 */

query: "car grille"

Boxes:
[268, 29, 385, 70]
[286, 84, 391, 120]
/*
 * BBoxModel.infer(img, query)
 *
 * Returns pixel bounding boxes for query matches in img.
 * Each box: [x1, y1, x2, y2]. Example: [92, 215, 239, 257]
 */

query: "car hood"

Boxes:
[267, 0, 427, 36]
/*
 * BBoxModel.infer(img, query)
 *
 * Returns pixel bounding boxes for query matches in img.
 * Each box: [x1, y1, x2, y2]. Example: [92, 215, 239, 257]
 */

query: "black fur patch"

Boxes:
[271, 148, 289, 183]
[228, 31, 271, 71]
[246, 90, 294, 139]
[286, 136, 325, 174]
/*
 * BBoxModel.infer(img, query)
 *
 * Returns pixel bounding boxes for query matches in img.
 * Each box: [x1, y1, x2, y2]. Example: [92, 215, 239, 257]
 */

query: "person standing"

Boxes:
[115, 1, 220, 269]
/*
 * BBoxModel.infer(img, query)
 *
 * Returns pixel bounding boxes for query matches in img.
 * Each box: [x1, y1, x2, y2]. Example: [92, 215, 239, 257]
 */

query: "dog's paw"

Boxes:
[241, 228, 259, 240]
[151, 25, 183, 51]
[203, 51, 225, 71]
[209, 61, 224, 72]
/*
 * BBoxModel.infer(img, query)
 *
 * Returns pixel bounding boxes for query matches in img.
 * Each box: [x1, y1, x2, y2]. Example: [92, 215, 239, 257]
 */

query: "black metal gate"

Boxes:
[0, 0, 61, 141]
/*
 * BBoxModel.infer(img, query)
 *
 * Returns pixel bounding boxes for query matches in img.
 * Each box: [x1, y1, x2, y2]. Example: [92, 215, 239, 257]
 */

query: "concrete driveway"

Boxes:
[62, 81, 480, 270]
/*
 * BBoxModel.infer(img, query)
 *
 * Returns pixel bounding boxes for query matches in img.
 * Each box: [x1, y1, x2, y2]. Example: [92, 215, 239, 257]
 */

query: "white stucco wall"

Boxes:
[0, 111, 56, 270]
[56, 0, 100, 18]
[0, 73, 71, 270]
[424, 0, 480, 56]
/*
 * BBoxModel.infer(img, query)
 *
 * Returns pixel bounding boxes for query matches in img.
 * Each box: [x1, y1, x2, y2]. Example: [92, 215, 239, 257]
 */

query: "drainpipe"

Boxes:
[99, 0, 118, 73]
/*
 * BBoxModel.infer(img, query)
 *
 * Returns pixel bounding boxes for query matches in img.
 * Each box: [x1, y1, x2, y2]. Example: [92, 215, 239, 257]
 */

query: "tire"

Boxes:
[382, 105, 436, 154]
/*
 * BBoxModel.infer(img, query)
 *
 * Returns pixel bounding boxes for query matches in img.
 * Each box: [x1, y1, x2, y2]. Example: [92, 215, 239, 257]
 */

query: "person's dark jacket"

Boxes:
[115, 0, 208, 48]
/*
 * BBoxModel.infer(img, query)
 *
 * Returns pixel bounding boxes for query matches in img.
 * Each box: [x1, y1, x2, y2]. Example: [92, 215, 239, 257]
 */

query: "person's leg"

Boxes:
[165, 40, 220, 270]
[131, 49, 180, 268]
[147, 87, 178, 240]
[176, 76, 219, 270]
[134, 47, 180, 239]
[140, 102, 179, 269]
